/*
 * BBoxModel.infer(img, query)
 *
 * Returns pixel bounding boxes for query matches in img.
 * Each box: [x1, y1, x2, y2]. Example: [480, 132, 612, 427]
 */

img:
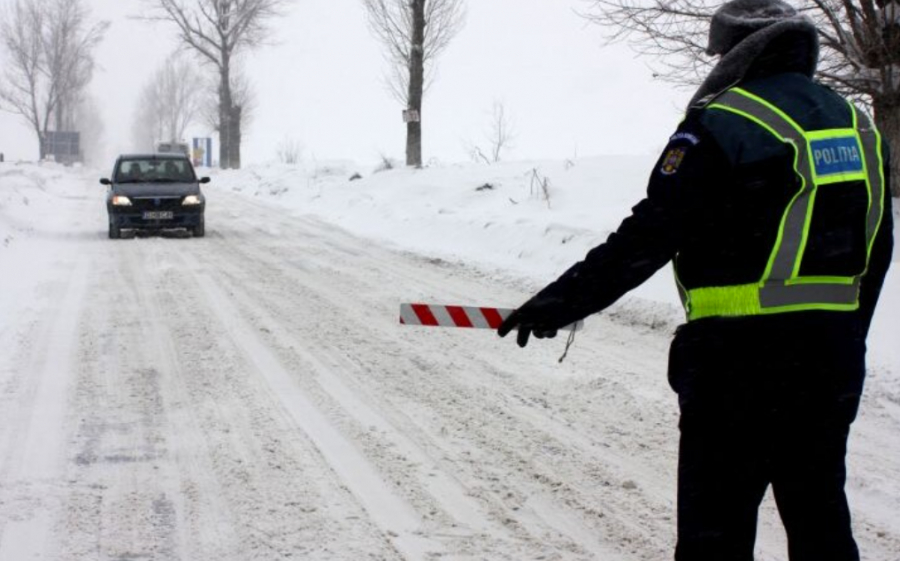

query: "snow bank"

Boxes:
[0, 164, 50, 246]
[0, 162, 96, 244]
[207, 157, 653, 282]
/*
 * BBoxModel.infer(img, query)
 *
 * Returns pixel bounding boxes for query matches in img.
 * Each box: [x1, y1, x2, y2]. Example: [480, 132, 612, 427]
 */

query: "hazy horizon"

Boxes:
[0, 0, 689, 167]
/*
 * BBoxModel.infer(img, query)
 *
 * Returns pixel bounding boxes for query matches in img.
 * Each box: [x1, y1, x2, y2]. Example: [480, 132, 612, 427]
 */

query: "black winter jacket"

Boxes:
[538, 72, 893, 339]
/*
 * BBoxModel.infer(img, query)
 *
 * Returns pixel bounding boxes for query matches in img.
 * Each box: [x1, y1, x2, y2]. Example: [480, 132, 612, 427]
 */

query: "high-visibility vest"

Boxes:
[677, 87, 887, 321]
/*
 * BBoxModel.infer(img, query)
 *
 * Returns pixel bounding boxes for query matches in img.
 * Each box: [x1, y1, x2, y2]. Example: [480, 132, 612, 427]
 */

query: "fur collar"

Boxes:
[689, 18, 819, 109]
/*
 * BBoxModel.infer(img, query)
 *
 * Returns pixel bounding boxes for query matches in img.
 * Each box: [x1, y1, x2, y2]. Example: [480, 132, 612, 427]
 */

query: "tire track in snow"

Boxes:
[0, 260, 89, 560]
[56, 245, 187, 560]
[185, 266, 445, 560]
[115, 245, 242, 559]
[189, 252, 507, 537]
[103, 239, 401, 559]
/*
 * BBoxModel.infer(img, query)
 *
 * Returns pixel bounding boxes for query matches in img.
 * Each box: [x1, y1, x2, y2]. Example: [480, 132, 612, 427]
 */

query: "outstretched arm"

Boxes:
[499, 118, 721, 346]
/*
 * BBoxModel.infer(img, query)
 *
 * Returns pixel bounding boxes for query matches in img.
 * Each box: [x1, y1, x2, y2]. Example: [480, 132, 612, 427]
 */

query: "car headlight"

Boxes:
[111, 195, 132, 206]
[182, 195, 203, 206]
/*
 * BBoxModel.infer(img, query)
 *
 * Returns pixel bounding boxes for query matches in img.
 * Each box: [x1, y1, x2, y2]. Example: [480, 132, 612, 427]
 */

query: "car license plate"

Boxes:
[143, 211, 174, 220]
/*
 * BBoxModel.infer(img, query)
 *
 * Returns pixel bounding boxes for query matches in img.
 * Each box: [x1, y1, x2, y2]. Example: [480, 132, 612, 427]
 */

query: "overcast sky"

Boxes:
[0, 0, 691, 167]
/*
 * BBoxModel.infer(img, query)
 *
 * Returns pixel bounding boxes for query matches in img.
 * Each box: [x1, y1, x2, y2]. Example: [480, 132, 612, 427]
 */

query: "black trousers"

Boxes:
[668, 313, 866, 561]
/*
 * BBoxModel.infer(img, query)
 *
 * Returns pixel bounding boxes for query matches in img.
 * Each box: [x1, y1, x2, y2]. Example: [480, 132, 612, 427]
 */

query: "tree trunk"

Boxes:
[36, 126, 45, 160]
[40, 102, 53, 160]
[405, 0, 425, 168]
[219, 62, 233, 169]
[55, 102, 64, 133]
[217, 58, 244, 170]
[54, 93, 73, 133]
[873, 96, 900, 198]
[230, 105, 242, 169]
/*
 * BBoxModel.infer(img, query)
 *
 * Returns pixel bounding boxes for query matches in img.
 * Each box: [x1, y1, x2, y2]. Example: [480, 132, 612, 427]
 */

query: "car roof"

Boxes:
[117, 153, 191, 161]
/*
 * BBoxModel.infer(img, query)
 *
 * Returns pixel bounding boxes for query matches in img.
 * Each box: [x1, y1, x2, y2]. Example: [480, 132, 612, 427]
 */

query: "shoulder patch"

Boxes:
[660, 147, 687, 176]
[669, 132, 700, 146]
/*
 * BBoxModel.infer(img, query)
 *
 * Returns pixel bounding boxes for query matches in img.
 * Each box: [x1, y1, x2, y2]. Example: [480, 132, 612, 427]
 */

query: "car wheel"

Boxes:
[193, 217, 205, 238]
[108, 222, 121, 239]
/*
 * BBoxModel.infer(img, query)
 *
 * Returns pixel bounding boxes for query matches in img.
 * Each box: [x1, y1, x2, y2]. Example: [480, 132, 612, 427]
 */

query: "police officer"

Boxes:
[498, 0, 894, 559]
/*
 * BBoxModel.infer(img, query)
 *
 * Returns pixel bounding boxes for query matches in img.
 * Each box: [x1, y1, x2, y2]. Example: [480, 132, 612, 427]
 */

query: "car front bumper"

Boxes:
[108, 207, 204, 230]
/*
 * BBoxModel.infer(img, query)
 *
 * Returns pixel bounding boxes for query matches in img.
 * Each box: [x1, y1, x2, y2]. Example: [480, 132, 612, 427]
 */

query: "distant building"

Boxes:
[42, 131, 81, 165]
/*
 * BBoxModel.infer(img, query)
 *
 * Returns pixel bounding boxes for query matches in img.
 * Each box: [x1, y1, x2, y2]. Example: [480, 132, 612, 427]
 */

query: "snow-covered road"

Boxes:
[1, 164, 898, 560]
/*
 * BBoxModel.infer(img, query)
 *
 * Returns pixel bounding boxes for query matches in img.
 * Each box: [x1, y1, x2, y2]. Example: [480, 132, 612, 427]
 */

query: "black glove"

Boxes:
[498, 293, 579, 348]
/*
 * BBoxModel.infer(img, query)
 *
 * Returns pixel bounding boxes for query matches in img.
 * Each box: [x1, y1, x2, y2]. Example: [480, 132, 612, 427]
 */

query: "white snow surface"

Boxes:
[0, 158, 897, 560]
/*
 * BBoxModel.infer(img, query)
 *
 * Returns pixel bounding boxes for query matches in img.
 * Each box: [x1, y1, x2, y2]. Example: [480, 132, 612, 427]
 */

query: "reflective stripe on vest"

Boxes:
[677, 87, 885, 321]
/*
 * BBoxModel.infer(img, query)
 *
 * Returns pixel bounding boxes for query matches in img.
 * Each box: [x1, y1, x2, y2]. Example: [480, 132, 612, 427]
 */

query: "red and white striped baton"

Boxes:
[399, 303, 582, 331]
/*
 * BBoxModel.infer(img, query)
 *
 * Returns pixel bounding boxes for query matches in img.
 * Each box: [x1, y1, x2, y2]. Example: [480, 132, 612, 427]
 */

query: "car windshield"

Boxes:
[114, 158, 196, 183]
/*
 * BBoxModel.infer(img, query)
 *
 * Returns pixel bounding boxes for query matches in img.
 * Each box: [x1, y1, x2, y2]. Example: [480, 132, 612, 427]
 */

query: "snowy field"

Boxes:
[0, 158, 897, 560]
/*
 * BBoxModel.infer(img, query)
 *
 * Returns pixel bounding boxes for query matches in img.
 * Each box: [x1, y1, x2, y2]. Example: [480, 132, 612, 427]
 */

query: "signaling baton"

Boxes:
[399, 303, 583, 332]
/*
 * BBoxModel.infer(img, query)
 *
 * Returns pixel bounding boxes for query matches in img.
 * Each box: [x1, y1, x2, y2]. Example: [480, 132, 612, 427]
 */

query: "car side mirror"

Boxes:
[100, 178, 111, 186]
[199, 177, 211, 184]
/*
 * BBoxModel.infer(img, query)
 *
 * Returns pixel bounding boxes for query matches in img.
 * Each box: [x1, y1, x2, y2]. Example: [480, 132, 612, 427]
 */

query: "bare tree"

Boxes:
[132, 54, 204, 152]
[0, 1, 43, 152]
[487, 100, 515, 163]
[0, 0, 107, 160]
[72, 95, 105, 165]
[45, 0, 104, 131]
[142, 0, 286, 169]
[467, 100, 516, 163]
[133, 80, 166, 152]
[583, 0, 900, 197]
[197, 63, 257, 163]
[363, 0, 465, 167]
[276, 136, 303, 164]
